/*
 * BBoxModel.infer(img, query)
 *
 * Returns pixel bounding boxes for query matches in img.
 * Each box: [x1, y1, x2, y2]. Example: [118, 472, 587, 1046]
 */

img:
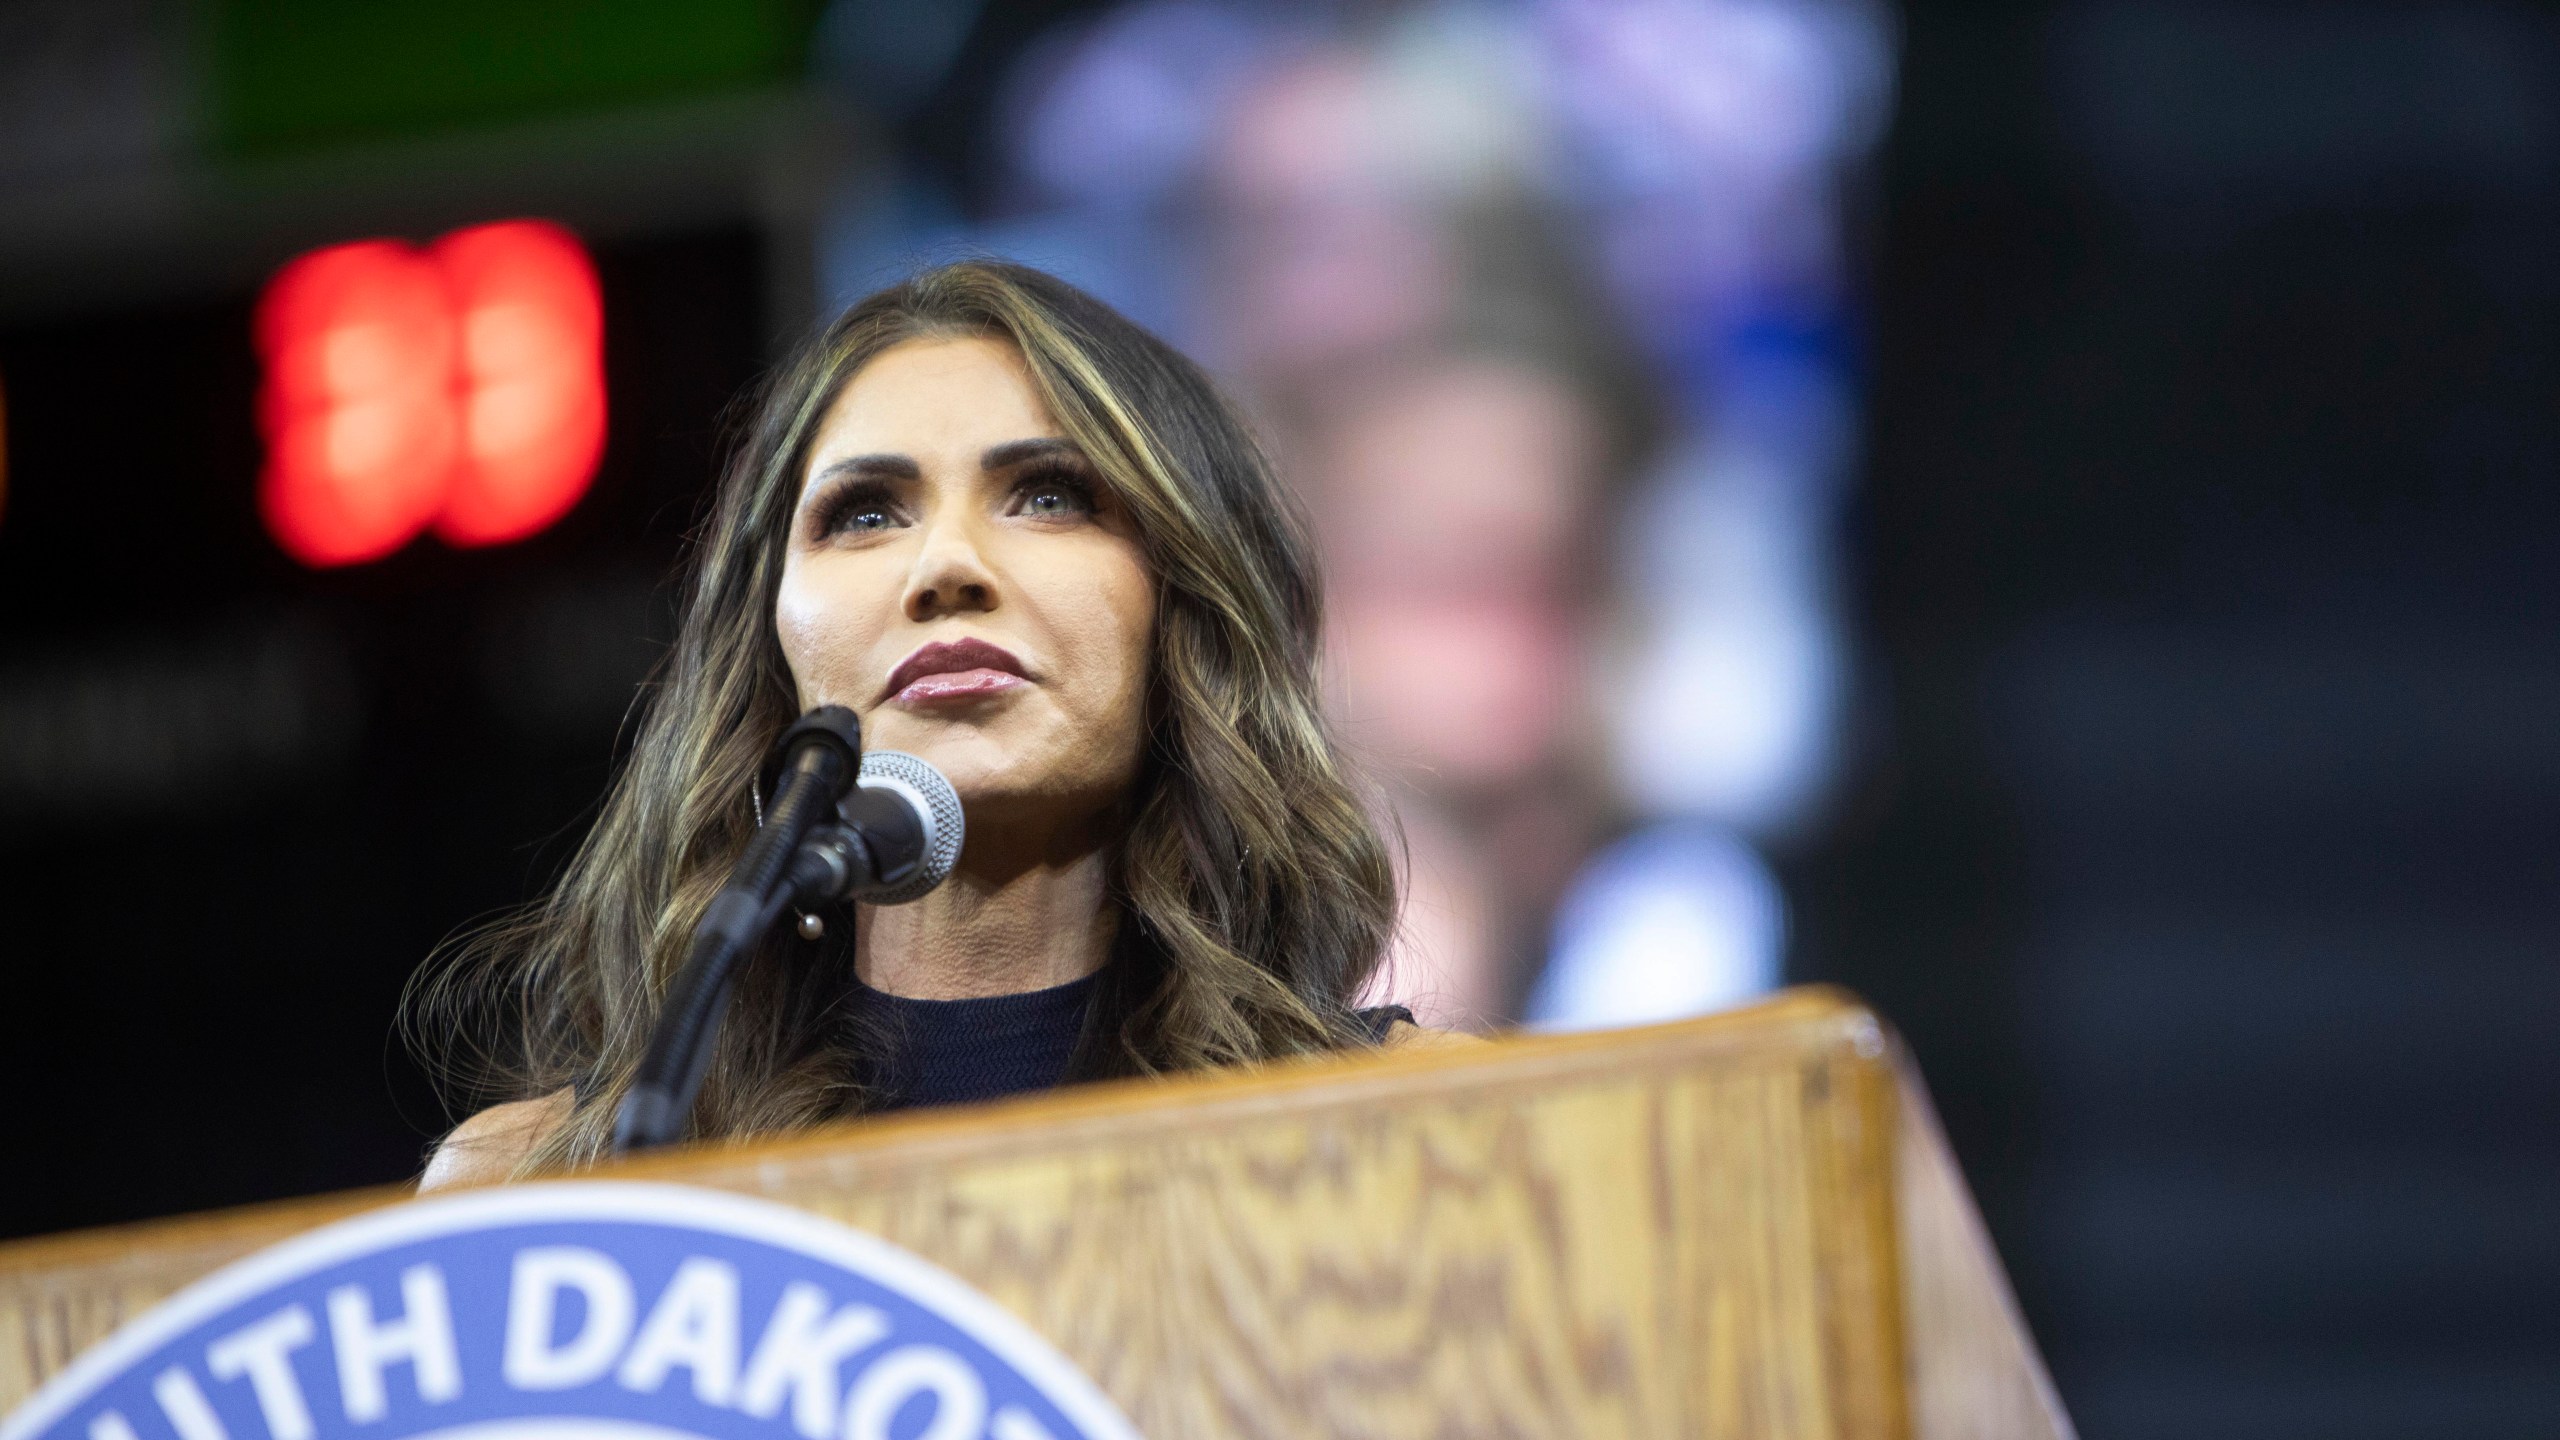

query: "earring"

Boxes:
[796, 911, 825, 941]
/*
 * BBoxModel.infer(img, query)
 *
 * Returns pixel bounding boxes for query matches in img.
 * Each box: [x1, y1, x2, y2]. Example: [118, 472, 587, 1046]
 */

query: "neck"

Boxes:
[853, 815, 1116, 1000]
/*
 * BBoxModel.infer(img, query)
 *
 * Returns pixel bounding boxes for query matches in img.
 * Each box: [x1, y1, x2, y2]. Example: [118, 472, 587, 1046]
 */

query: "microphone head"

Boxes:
[852, 750, 965, 903]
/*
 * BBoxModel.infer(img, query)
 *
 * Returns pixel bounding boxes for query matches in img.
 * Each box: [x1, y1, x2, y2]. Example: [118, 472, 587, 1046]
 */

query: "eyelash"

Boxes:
[810, 480, 902, 539]
[1008, 463, 1100, 518]
[807, 465, 1101, 540]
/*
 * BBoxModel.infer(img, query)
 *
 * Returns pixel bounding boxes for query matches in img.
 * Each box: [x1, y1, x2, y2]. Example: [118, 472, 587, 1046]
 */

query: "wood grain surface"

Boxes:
[0, 987, 2069, 1440]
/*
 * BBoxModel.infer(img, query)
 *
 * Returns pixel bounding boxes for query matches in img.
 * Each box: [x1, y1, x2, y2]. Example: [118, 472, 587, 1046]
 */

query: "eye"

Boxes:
[1009, 465, 1099, 520]
[811, 480, 906, 539]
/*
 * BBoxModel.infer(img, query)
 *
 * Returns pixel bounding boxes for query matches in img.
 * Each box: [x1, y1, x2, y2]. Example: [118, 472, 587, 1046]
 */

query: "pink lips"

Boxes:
[883, 637, 1031, 707]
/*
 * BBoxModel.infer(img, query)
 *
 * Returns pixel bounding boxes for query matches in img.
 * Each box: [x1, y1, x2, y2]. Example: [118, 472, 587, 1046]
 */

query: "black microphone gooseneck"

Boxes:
[611, 706, 862, 1153]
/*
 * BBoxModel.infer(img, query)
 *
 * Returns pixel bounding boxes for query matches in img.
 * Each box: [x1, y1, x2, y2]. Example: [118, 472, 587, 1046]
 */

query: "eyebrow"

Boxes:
[804, 438, 1092, 502]
[808, 438, 1086, 487]
[808, 453, 920, 486]
[980, 437, 1088, 470]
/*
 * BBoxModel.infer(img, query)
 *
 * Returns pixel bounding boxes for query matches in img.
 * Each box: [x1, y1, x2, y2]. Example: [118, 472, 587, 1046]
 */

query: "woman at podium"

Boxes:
[422, 262, 1452, 1189]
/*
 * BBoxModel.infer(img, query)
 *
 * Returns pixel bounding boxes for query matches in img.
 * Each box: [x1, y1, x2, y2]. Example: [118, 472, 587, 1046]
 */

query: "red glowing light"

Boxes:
[433, 222, 606, 547]
[254, 221, 605, 567]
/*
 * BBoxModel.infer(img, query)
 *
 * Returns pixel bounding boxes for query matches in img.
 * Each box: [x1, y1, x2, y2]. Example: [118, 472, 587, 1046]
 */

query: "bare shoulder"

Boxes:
[418, 1088, 574, 1193]
[1383, 1019, 1492, 1053]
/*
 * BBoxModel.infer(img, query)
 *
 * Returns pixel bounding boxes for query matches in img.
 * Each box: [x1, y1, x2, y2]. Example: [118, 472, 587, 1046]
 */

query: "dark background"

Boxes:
[0, 227, 764, 1224]
[4, 3, 2557, 1437]
[1804, 5, 2560, 1434]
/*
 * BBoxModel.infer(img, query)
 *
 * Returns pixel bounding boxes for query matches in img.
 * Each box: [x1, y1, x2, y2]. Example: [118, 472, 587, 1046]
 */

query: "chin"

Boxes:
[860, 704, 1135, 817]
[866, 721, 1028, 796]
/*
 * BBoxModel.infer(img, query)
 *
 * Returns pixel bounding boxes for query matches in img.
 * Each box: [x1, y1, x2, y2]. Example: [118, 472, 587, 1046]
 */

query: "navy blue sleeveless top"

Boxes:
[572, 982, 1414, 1115]
[856, 973, 1100, 1111]
[855, 974, 1414, 1112]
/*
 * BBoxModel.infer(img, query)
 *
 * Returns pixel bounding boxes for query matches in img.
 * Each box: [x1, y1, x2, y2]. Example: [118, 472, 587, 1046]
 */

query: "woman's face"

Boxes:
[776, 336, 1154, 841]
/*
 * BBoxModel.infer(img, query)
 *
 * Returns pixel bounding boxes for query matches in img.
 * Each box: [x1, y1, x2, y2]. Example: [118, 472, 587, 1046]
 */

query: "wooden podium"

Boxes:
[0, 989, 2069, 1439]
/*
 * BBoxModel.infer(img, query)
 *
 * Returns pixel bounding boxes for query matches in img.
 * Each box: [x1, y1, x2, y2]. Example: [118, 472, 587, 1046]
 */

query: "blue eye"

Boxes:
[814, 479, 905, 538]
[1013, 468, 1098, 518]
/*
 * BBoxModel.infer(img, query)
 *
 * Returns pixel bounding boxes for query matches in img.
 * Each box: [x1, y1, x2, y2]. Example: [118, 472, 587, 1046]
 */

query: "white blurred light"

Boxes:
[1604, 436, 1846, 833]
[1524, 823, 1786, 1029]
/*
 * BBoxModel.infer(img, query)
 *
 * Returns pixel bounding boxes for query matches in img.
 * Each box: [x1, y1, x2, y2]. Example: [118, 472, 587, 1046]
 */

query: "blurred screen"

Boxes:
[819, 0, 1893, 1029]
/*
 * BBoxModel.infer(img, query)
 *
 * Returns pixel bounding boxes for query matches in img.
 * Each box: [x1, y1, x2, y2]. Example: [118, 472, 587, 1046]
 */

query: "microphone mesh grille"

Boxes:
[855, 750, 965, 903]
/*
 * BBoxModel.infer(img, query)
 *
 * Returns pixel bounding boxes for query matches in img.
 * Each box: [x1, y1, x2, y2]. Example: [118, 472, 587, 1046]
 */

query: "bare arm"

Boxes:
[418, 1088, 574, 1192]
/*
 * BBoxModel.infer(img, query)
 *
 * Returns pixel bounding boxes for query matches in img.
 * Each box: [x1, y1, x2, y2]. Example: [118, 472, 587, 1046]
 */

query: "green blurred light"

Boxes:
[206, 0, 820, 155]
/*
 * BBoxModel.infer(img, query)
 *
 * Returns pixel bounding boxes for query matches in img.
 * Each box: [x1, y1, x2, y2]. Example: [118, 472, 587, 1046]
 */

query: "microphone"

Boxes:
[613, 725, 972, 1154]
[613, 707, 865, 1153]
[787, 751, 967, 906]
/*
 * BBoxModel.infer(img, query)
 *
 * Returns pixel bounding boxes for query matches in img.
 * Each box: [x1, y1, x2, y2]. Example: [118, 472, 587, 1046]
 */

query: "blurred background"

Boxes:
[2, 0, 2555, 1435]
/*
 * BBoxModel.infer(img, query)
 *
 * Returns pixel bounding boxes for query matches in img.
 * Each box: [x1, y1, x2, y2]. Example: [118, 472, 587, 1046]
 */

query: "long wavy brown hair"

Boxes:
[412, 261, 1400, 1173]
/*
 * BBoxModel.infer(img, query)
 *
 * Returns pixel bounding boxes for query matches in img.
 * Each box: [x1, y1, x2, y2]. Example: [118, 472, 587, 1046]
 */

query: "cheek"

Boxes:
[773, 557, 887, 707]
[1048, 545, 1155, 736]
[1099, 555, 1157, 729]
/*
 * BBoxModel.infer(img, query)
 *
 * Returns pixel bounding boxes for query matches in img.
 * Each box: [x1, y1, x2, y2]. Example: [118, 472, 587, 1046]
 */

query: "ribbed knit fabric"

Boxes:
[858, 972, 1099, 1112]
[569, 985, 1417, 1116]
[854, 979, 1415, 1113]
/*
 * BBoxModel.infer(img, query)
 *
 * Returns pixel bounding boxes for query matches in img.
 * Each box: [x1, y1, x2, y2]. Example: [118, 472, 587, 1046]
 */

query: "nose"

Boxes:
[901, 510, 999, 621]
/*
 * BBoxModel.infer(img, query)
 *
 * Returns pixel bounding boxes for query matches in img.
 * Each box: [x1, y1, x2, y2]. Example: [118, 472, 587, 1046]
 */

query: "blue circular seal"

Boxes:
[2, 1184, 1141, 1440]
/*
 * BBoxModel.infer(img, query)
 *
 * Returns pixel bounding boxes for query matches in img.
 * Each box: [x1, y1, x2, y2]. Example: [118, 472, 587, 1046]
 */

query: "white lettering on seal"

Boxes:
[325, 1266, 460, 1421]
[738, 1282, 891, 1440]
[206, 1307, 319, 1440]
[151, 1369, 226, 1440]
[502, 1248, 635, 1391]
[616, 1258, 741, 1405]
